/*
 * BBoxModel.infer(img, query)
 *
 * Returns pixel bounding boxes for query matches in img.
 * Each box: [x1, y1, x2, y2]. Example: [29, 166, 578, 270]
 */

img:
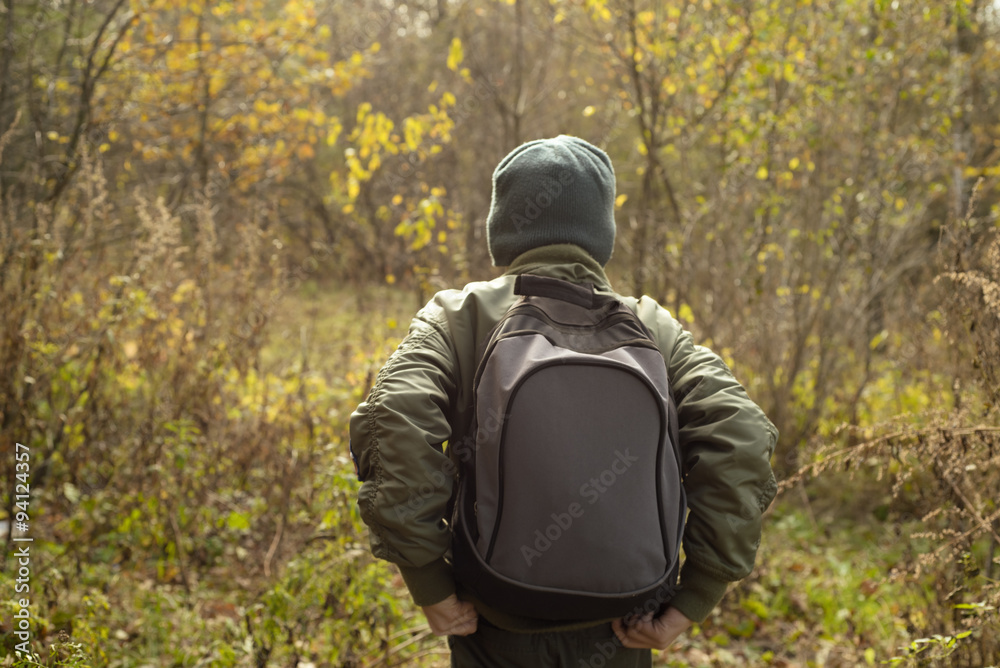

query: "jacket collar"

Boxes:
[502, 244, 613, 291]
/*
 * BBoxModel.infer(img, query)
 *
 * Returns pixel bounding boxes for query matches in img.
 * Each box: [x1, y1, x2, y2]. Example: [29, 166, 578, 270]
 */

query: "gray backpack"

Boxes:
[452, 274, 686, 620]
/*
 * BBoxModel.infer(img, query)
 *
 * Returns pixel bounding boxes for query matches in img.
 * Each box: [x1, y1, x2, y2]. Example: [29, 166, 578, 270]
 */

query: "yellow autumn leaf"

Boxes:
[296, 144, 315, 160]
[447, 37, 463, 72]
[356, 102, 372, 123]
[326, 118, 343, 147]
[756, 166, 769, 180]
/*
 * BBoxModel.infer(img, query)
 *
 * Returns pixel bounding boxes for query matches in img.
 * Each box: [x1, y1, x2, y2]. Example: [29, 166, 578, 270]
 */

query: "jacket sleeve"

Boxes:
[349, 299, 460, 607]
[637, 298, 778, 623]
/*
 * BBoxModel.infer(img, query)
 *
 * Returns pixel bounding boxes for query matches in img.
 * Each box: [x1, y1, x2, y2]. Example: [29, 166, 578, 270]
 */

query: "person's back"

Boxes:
[349, 135, 778, 666]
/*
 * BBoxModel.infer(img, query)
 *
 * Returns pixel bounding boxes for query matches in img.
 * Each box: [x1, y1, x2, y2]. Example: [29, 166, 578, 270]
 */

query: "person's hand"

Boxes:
[422, 594, 479, 636]
[612, 606, 692, 650]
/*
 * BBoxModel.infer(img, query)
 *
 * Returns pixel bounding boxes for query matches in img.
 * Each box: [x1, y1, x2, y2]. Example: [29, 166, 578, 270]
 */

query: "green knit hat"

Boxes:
[486, 135, 617, 266]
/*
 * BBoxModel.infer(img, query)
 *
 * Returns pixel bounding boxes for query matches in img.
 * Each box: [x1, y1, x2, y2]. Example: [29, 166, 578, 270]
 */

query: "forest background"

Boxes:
[1, 0, 1000, 665]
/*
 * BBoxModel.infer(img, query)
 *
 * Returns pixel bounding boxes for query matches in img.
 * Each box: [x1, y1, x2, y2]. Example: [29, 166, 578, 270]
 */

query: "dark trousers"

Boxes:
[448, 619, 653, 668]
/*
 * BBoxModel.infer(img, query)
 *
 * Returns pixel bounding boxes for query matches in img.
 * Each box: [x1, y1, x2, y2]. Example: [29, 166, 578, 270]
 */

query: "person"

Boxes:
[349, 135, 777, 666]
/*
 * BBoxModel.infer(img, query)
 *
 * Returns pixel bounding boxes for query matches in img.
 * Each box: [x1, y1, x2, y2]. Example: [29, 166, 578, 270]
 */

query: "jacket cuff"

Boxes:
[669, 561, 731, 623]
[397, 558, 456, 607]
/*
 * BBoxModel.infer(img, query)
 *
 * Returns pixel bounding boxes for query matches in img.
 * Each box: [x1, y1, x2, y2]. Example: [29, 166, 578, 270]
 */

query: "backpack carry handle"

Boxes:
[514, 274, 595, 308]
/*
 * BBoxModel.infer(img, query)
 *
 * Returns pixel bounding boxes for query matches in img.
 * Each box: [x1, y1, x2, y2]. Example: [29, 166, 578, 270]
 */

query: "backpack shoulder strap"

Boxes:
[513, 274, 595, 308]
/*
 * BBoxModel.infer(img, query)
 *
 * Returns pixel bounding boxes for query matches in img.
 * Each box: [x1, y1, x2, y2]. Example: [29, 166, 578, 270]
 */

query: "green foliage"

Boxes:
[0, 145, 431, 664]
[887, 630, 974, 667]
[11, 634, 89, 668]
[741, 508, 928, 647]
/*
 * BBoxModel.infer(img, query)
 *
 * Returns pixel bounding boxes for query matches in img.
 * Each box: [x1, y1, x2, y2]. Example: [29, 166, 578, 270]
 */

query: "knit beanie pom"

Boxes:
[486, 135, 617, 267]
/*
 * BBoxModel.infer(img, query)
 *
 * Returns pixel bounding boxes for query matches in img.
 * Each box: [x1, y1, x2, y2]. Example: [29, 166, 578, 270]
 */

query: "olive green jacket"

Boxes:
[349, 244, 778, 630]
